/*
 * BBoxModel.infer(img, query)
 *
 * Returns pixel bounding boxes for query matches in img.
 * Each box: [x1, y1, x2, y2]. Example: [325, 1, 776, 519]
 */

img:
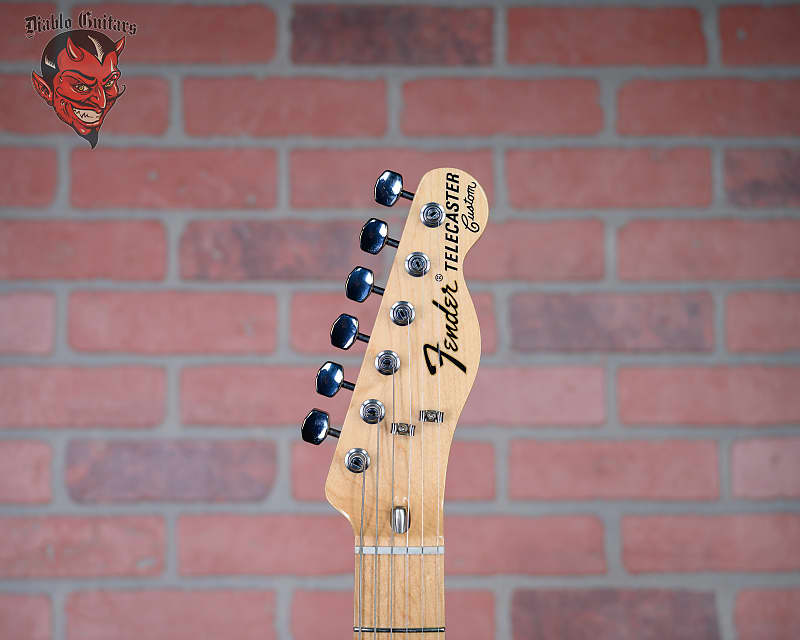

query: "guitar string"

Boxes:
[373, 354, 382, 638]
[358, 465, 366, 640]
[390, 368, 397, 640]
[435, 218, 444, 633]
[419, 257, 427, 634]
[405, 319, 412, 636]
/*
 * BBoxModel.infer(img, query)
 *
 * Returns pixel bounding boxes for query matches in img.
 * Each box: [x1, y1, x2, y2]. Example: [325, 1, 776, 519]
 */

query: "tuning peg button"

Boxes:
[301, 408, 340, 445]
[315, 361, 355, 398]
[331, 313, 370, 350]
[375, 170, 415, 208]
[346, 266, 384, 303]
[360, 218, 399, 255]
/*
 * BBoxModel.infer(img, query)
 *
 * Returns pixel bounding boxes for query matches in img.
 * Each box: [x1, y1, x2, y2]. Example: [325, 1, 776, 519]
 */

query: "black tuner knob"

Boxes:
[360, 218, 400, 255]
[331, 313, 370, 350]
[375, 170, 415, 208]
[315, 361, 355, 398]
[301, 408, 341, 445]
[346, 266, 385, 303]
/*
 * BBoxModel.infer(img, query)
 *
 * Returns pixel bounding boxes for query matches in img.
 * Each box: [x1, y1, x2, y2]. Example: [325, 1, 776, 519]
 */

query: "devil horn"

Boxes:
[65, 36, 83, 61]
[114, 36, 125, 55]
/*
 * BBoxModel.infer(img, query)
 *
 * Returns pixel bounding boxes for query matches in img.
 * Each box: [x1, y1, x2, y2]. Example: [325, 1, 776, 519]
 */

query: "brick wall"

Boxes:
[1, 2, 799, 639]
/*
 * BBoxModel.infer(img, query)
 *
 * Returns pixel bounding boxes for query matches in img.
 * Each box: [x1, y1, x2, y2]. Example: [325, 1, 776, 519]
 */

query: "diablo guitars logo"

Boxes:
[31, 30, 125, 148]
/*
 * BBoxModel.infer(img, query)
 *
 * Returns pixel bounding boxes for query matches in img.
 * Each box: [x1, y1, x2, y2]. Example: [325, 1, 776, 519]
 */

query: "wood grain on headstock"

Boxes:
[324, 168, 489, 545]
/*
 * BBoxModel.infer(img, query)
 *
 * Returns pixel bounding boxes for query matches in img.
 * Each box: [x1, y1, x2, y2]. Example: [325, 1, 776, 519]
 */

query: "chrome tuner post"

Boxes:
[345, 448, 370, 474]
[346, 266, 384, 302]
[360, 218, 399, 255]
[315, 361, 355, 397]
[330, 314, 370, 350]
[374, 170, 415, 208]
[301, 409, 340, 445]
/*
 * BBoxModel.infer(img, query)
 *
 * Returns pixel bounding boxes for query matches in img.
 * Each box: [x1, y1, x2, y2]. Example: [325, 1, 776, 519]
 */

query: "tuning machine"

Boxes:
[331, 313, 370, 350]
[374, 170, 415, 208]
[346, 266, 384, 303]
[315, 361, 355, 397]
[301, 408, 340, 445]
[360, 217, 399, 255]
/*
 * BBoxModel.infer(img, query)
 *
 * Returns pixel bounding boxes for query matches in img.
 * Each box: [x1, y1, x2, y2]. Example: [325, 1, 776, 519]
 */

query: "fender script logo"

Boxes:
[423, 280, 467, 375]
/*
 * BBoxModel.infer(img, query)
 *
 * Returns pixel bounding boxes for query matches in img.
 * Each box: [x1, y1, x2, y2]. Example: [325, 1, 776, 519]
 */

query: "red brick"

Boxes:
[71, 4, 275, 63]
[2, 75, 70, 134]
[3, 75, 169, 136]
[0, 441, 50, 504]
[290, 291, 497, 355]
[69, 291, 276, 354]
[0, 516, 163, 577]
[721, 6, 800, 65]
[71, 148, 276, 209]
[0, 293, 54, 354]
[618, 78, 800, 136]
[467, 220, 605, 281]
[185, 77, 385, 137]
[178, 514, 352, 575]
[623, 514, 800, 573]
[619, 366, 800, 426]
[618, 219, 800, 281]
[508, 7, 705, 66]
[463, 366, 605, 426]
[0, 593, 50, 640]
[180, 220, 367, 281]
[291, 439, 494, 502]
[1, 4, 55, 60]
[291, 590, 493, 640]
[403, 78, 602, 136]
[732, 438, 800, 499]
[67, 590, 275, 640]
[66, 439, 276, 503]
[0, 148, 56, 207]
[727, 292, 800, 353]
[736, 589, 800, 640]
[447, 515, 605, 574]
[181, 366, 349, 426]
[290, 149, 494, 208]
[510, 440, 718, 500]
[725, 149, 800, 207]
[507, 148, 711, 209]
[513, 589, 719, 640]
[511, 292, 713, 352]
[0, 367, 164, 428]
[292, 6, 492, 65]
[0, 220, 165, 281]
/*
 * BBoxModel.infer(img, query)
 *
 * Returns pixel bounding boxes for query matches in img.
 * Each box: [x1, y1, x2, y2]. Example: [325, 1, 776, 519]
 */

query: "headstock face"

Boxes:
[310, 168, 489, 547]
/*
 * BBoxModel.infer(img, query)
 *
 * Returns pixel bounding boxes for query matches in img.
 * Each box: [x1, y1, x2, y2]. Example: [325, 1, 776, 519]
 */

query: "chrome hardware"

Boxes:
[391, 422, 415, 436]
[330, 313, 370, 350]
[390, 301, 415, 326]
[346, 266, 384, 303]
[301, 409, 340, 445]
[315, 361, 355, 397]
[405, 252, 430, 278]
[360, 399, 385, 424]
[391, 505, 410, 534]
[374, 170, 415, 208]
[345, 448, 370, 474]
[420, 202, 444, 228]
[360, 218, 399, 255]
[375, 350, 400, 375]
[419, 410, 444, 423]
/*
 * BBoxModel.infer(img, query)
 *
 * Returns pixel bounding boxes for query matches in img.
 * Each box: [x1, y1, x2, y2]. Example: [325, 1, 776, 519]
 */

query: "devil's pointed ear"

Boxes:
[31, 71, 53, 104]
[114, 36, 125, 56]
[65, 36, 84, 61]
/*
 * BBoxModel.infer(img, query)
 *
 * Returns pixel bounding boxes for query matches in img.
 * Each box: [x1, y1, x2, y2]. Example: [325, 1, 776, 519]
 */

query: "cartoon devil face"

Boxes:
[32, 30, 125, 148]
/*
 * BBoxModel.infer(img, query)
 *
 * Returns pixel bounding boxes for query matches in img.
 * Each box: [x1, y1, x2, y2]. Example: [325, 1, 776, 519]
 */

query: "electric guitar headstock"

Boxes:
[300, 167, 489, 635]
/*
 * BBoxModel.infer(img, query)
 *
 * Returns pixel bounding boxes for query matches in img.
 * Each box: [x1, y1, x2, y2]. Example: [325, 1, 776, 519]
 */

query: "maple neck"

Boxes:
[353, 543, 445, 638]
